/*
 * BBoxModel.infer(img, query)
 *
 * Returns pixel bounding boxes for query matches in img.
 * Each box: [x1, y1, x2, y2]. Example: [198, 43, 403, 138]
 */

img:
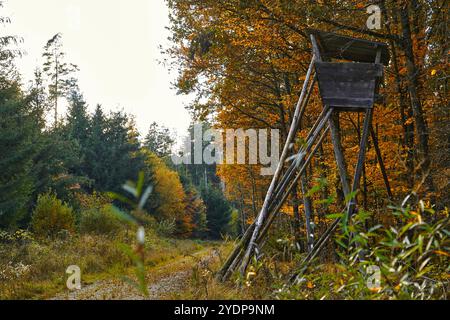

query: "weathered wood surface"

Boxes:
[315, 62, 383, 108]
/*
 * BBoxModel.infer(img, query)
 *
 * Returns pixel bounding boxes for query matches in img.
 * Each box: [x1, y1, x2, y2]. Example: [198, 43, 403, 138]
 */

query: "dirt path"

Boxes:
[51, 247, 220, 300]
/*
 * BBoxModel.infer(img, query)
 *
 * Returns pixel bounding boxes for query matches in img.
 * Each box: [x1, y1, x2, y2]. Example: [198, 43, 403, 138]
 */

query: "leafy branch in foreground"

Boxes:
[278, 198, 449, 300]
[334, 202, 449, 299]
[108, 172, 153, 298]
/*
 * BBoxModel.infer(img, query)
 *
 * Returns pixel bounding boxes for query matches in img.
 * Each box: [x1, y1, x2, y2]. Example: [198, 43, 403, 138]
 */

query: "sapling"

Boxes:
[109, 172, 153, 298]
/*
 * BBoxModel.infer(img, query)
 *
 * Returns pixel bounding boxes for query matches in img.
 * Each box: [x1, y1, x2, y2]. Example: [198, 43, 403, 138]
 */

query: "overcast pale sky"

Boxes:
[2, 0, 192, 139]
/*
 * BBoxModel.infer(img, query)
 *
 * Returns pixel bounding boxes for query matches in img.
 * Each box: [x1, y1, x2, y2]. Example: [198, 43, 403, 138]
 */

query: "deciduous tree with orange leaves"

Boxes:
[166, 0, 449, 249]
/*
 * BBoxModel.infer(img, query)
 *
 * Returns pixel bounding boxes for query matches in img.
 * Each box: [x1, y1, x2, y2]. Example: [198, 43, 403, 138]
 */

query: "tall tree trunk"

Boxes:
[54, 56, 58, 127]
[399, 3, 435, 194]
[381, 0, 415, 189]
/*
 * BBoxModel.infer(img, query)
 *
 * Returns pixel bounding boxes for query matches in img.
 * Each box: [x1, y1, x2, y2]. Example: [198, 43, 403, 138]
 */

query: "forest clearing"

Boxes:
[0, 0, 449, 304]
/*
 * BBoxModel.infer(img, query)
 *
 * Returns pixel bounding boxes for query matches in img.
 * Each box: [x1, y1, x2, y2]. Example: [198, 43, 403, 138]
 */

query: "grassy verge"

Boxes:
[0, 228, 215, 300]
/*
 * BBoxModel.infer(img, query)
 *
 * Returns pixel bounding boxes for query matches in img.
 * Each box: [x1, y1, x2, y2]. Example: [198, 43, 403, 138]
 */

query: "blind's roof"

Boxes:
[307, 29, 390, 65]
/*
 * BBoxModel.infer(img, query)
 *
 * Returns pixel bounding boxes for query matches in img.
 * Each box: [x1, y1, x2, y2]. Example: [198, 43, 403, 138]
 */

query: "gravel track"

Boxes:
[51, 247, 219, 300]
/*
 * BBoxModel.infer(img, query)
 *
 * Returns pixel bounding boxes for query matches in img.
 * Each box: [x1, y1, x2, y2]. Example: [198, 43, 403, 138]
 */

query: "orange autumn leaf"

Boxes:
[434, 250, 450, 257]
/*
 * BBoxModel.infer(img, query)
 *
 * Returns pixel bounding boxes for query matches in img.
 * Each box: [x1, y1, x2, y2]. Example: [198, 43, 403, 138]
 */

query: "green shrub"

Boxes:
[31, 193, 75, 238]
[332, 205, 449, 300]
[79, 204, 124, 235]
[75, 191, 112, 211]
[278, 202, 449, 300]
[131, 209, 158, 227]
[0, 229, 34, 244]
[156, 218, 176, 237]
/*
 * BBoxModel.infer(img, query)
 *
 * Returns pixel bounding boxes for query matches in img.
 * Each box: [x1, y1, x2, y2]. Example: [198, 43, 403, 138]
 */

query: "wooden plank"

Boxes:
[315, 62, 384, 78]
[320, 82, 376, 98]
[315, 62, 382, 108]
[321, 97, 374, 108]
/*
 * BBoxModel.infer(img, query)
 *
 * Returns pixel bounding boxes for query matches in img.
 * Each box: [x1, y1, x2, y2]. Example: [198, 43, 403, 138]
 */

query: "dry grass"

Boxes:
[0, 229, 212, 300]
[165, 242, 270, 300]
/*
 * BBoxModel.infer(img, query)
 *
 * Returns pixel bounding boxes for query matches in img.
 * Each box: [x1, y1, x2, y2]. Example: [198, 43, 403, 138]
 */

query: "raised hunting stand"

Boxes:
[217, 29, 393, 282]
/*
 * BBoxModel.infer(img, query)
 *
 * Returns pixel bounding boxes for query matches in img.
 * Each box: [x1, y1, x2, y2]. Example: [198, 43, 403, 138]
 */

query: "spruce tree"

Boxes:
[84, 104, 108, 191]
[42, 33, 79, 126]
[144, 122, 175, 158]
[0, 79, 36, 228]
[202, 187, 232, 239]
[64, 88, 90, 178]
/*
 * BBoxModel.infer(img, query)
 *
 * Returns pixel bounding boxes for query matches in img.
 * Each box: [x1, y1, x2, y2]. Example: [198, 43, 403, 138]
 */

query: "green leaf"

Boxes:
[110, 206, 137, 224]
[316, 196, 335, 206]
[336, 239, 347, 249]
[344, 190, 359, 203]
[138, 185, 153, 211]
[326, 213, 343, 219]
[418, 257, 431, 272]
[122, 182, 138, 198]
[106, 192, 134, 206]
[136, 171, 145, 197]
[368, 225, 383, 233]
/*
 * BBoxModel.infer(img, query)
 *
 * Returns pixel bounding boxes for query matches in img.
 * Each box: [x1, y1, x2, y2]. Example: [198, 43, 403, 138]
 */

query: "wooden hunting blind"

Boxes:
[309, 29, 389, 110]
[315, 62, 383, 109]
[218, 29, 392, 283]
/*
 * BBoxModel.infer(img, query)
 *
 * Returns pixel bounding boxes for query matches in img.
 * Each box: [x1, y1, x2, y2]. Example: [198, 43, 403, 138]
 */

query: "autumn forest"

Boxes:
[0, 0, 448, 302]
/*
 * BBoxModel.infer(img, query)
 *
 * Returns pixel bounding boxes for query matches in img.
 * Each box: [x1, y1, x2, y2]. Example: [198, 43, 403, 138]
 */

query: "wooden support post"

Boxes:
[216, 223, 254, 281]
[346, 108, 373, 221]
[329, 113, 351, 196]
[270, 107, 330, 204]
[293, 75, 317, 135]
[219, 57, 316, 280]
[370, 125, 393, 200]
[290, 217, 341, 282]
[263, 57, 316, 206]
[222, 246, 244, 282]
[258, 123, 331, 244]
[238, 106, 331, 275]
[292, 76, 317, 251]
[301, 174, 314, 252]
